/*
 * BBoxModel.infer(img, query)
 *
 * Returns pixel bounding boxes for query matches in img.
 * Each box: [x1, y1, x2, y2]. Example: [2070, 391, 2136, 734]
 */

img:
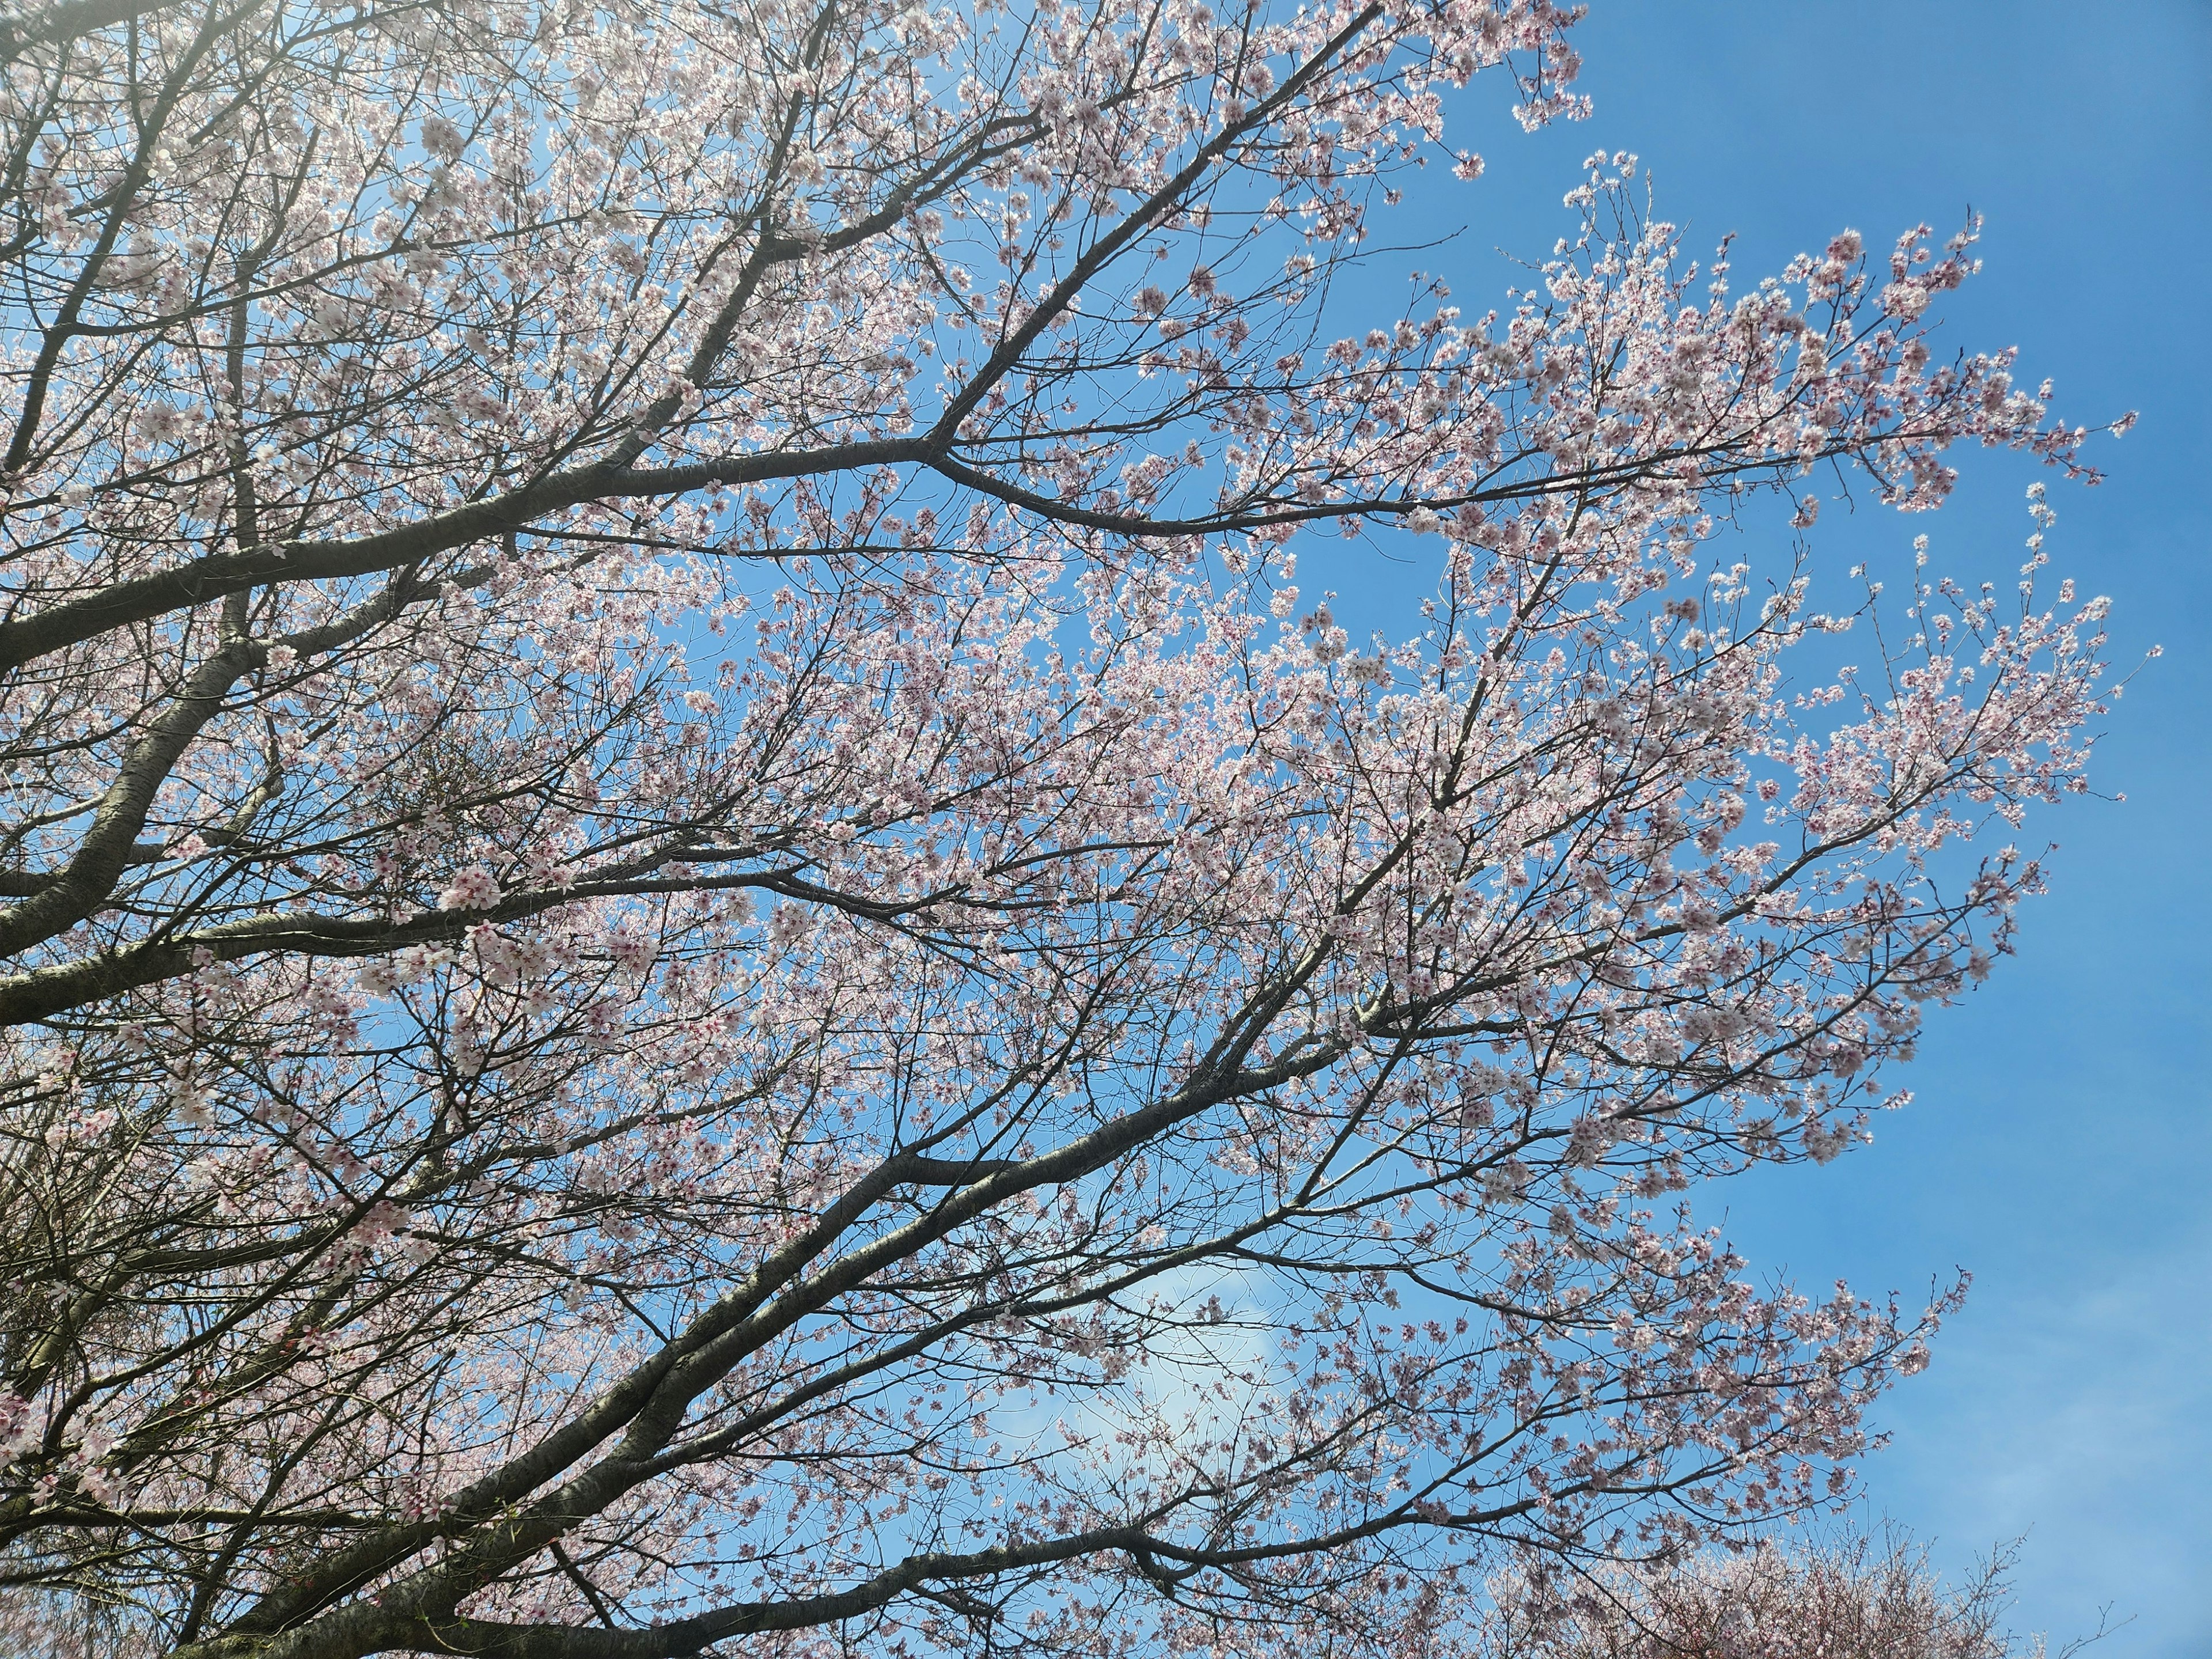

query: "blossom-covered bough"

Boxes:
[0, 0, 2128, 1655]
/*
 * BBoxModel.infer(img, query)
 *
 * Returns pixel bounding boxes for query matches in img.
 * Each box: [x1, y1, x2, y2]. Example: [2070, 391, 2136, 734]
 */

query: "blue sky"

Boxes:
[1371, 4, 2210, 1651]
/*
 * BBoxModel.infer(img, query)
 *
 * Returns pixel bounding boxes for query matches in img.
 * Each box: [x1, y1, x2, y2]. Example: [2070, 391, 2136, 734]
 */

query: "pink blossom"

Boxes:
[437, 865, 502, 911]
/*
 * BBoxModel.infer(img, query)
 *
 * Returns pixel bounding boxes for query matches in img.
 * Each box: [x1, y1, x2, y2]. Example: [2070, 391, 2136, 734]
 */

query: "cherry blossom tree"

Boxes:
[0, 0, 2130, 1655]
[1483, 1531, 2066, 1659]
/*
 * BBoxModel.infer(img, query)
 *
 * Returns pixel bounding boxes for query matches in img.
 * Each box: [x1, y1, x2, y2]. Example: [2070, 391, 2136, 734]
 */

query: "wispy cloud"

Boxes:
[1857, 1225, 2212, 1657]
